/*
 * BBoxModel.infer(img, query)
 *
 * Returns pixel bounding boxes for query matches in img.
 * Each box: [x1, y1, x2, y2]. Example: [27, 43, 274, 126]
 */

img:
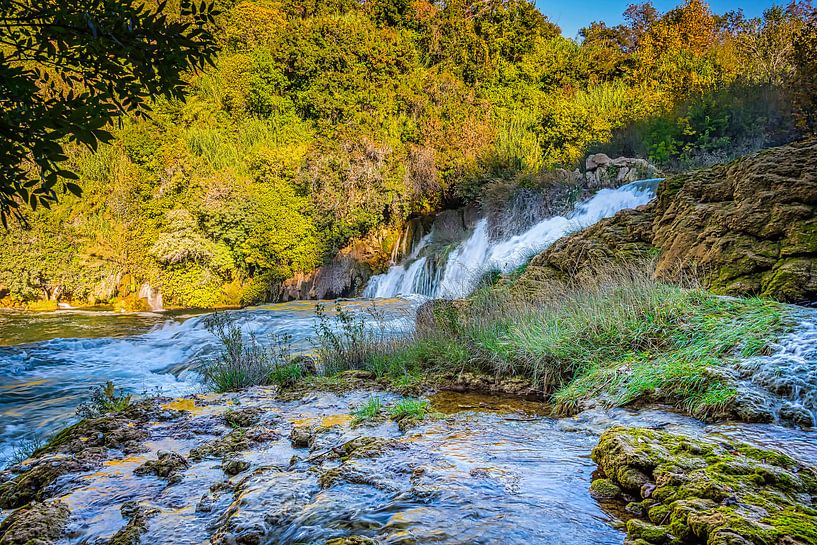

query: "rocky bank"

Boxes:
[519, 139, 817, 303]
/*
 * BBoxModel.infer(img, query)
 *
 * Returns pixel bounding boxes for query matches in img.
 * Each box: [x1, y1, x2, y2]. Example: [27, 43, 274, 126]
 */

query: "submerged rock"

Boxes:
[189, 426, 277, 461]
[324, 537, 378, 545]
[134, 450, 189, 483]
[223, 407, 265, 429]
[222, 458, 250, 476]
[108, 502, 158, 545]
[0, 457, 94, 509]
[591, 426, 817, 545]
[0, 500, 70, 545]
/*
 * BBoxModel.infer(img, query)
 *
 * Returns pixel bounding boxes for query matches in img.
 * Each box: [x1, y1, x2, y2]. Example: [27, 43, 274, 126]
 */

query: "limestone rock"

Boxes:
[134, 450, 189, 483]
[521, 139, 817, 303]
[0, 500, 70, 545]
[591, 427, 817, 545]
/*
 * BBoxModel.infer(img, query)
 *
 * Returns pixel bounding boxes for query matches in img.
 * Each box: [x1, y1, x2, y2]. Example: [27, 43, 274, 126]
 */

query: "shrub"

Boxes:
[200, 313, 294, 392]
[76, 381, 133, 419]
[313, 302, 410, 375]
[2, 435, 47, 467]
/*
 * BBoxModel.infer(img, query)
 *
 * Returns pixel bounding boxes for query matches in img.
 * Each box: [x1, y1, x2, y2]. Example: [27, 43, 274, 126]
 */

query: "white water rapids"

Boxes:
[365, 179, 660, 299]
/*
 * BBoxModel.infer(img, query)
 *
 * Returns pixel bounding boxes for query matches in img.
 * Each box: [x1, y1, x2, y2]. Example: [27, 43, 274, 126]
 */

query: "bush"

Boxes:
[76, 381, 133, 419]
[313, 302, 409, 375]
[200, 313, 295, 392]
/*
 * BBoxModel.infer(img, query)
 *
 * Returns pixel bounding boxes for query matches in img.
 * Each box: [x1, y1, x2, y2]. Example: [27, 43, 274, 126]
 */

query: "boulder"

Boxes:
[0, 500, 70, 545]
[591, 427, 817, 545]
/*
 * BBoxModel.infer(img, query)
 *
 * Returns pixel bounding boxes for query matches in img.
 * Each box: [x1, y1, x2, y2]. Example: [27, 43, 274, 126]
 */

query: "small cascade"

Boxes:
[138, 283, 164, 312]
[731, 309, 817, 427]
[364, 234, 432, 298]
[366, 179, 661, 300]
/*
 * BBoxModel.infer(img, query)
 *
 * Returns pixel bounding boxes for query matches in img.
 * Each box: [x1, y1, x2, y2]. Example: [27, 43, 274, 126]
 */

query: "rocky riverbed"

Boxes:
[1, 382, 815, 545]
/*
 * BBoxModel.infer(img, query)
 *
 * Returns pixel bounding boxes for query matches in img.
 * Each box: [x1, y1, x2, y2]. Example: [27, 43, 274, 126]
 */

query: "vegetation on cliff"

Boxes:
[2, 0, 817, 308]
[519, 138, 817, 303]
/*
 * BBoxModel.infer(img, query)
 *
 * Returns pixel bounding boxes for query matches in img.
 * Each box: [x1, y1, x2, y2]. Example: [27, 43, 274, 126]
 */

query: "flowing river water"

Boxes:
[1, 179, 816, 543]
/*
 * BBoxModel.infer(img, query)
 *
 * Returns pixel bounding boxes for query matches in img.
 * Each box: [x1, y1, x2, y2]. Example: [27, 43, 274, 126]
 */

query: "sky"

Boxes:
[535, 0, 785, 38]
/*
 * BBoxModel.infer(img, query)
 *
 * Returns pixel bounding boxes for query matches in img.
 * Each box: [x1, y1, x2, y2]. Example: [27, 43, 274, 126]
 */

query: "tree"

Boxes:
[0, 0, 219, 226]
[792, 8, 817, 133]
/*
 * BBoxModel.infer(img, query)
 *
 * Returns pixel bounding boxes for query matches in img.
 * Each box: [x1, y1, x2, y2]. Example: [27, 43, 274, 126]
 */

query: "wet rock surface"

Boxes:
[0, 500, 69, 545]
[0, 389, 814, 545]
[591, 426, 817, 545]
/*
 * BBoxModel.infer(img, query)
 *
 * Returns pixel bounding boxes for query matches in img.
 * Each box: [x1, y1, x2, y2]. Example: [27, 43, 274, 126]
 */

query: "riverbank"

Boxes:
[1, 385, 815, 545]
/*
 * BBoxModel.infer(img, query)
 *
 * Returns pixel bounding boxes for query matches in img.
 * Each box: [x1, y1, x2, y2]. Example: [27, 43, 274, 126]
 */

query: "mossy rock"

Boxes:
[0, 500, 70, 545]
[590, 478, 622, 499]
[591, 426, 817, 545]
[324, 537, 378, 545]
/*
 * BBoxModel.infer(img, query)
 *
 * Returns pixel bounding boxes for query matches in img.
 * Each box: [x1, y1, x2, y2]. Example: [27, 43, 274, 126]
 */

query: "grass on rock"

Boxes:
[314, 266, 792, 417]
[352, 396, 384, 425]
[388, 398, 429, 421]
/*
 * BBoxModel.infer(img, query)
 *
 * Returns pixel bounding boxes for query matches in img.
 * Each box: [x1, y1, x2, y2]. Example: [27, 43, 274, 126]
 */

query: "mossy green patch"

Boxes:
[592, 427, 817, 545]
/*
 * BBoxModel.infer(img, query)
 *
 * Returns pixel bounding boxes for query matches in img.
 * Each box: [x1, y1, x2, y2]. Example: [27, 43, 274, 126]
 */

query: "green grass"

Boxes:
[352, 396, 384, 425]
[388, 398, 429, 421]
[314, 266, 793, 417]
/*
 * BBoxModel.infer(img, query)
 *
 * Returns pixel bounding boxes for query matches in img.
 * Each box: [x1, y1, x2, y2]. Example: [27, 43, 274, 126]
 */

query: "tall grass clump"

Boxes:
[313, 264, 793, 417]
[200, 313, 296, 392]
[313, 302, 412, 376]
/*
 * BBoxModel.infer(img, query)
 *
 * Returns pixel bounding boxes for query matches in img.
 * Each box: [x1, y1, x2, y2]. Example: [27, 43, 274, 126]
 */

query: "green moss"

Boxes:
[589, 478, 621, 499]
[592, 427, 817, 545]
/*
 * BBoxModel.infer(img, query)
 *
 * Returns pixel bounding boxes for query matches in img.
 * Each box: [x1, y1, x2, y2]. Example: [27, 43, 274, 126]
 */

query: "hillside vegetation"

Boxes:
[2, 0, 816, 309]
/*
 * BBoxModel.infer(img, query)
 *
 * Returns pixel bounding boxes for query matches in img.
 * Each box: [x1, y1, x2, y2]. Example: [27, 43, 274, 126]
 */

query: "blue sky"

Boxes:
[535, 1, 784, 38]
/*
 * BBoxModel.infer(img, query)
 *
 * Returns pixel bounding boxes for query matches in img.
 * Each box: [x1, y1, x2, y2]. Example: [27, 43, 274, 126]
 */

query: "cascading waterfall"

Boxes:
[366, 179, 661, 299]
[363, 233, 432, 298]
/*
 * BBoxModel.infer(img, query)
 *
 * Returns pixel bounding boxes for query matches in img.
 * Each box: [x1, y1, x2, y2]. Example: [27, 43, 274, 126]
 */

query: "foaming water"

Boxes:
[0, 300, 415, 463]
[367, 180, 660, 299]
[730, 308, 817, 426]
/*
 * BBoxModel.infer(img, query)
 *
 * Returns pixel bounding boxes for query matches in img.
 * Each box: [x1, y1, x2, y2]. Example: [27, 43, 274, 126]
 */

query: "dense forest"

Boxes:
[2, 0, 816, 309]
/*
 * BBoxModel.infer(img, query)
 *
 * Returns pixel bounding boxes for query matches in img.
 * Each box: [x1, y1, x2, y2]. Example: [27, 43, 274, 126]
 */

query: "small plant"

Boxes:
[3, 434, 47, 467]
[388, 398, 429, 422]
[200, 313, 295, 392]
[76, 381, 132, 419]
[352, 396, 383, 425]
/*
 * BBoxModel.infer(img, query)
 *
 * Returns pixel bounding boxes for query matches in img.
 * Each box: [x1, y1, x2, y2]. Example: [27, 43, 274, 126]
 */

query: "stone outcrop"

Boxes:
[0, 500, 70, 545]
[520, 139, 817, 303]
[591, 426, 817, 545]
[582, 153, 662, 189]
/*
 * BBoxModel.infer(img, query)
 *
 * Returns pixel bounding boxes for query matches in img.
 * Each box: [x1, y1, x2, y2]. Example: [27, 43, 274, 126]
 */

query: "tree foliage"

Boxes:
[1, 0, 815, 308]
[0, 0, 219, 225]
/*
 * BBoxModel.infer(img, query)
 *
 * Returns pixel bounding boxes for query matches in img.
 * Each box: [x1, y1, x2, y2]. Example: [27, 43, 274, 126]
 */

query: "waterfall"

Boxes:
[138, 283, 164, 312]
[365, 179, 661, 299]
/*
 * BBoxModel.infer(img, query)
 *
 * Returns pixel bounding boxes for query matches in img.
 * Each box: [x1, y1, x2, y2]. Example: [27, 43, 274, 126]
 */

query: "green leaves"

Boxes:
[0, 0, 220, 225]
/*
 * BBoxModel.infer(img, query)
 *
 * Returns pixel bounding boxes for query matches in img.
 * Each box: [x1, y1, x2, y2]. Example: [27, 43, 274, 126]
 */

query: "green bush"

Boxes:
[76, 381, 133, 419]
[200, 313, 296, 392]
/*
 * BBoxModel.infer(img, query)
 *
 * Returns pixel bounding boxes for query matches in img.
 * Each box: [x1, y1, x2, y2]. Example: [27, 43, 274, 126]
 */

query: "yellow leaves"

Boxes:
[223, 1, 287, 51]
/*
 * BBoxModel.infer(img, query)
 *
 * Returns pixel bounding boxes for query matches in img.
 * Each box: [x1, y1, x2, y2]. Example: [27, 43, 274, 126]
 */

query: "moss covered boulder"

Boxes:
[591, 426, 817, 545]
[0, 500, 70, 545]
